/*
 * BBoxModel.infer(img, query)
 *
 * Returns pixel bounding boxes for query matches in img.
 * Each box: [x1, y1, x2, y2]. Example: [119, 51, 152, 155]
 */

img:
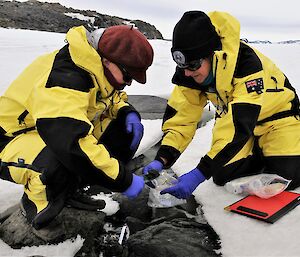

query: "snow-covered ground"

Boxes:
[0, 28, 300, 256]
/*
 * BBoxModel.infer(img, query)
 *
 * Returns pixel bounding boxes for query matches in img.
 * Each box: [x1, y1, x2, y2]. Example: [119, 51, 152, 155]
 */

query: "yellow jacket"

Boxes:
[157, 12, 300, 180]
[0, 26, 134, 190]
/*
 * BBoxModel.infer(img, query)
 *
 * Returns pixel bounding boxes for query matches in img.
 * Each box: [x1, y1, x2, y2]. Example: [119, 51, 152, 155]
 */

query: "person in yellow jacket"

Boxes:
[143, 11, 300, 199]
[0, 25, 153, 229]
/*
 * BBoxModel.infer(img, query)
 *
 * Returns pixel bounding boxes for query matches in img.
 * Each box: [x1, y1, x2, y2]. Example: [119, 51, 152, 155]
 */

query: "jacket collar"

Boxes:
[65, 26, 115, 98]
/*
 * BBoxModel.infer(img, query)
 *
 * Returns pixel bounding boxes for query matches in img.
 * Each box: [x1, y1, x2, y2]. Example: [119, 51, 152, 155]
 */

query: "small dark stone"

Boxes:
[112, 188, 153, 223]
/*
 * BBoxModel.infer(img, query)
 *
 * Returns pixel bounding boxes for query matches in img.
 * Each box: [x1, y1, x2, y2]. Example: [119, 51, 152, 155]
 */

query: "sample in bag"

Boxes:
[146, 170, 186, 208]
[225, 174, 291, 199]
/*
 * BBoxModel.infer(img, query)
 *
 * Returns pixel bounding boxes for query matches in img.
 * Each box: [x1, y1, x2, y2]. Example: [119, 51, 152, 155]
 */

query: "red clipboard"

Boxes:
[224, 191, 300, 223]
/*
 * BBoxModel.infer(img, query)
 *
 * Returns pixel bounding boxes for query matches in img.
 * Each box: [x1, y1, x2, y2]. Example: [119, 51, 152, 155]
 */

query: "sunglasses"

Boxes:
[176, 58, 205, 71]
[115, 63, 133, 83]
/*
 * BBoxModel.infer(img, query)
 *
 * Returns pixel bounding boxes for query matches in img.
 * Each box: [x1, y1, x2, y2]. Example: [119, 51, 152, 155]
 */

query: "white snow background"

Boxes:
[0, 25, 300, 257]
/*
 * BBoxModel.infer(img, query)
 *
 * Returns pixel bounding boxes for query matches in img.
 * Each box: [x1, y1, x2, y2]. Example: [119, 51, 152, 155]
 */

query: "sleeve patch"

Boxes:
[245, 78, 264, 94]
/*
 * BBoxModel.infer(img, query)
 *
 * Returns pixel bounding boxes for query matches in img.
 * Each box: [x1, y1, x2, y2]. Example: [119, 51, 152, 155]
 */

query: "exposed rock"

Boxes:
[0, 184, 221, 257]
[0, 206, 105, 248]
[128, 95, 215, 126]
[127, 218, 221, 257]
[75, 189, 220, 257]
[128, 95, 167, 120]
[112, 189, 153, 222]
[0, 0, 163, 39]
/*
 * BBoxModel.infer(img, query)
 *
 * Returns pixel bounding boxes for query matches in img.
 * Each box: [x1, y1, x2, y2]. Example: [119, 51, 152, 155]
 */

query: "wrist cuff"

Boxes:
[155, 145, 180, 169]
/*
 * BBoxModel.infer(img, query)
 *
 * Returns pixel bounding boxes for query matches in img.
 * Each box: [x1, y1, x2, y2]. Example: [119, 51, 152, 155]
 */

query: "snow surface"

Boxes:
[64, 12, 95, 24]
[0, 28, 300, 256]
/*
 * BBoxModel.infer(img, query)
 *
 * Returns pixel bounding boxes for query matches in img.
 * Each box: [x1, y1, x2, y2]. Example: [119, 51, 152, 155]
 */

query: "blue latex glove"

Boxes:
[160, 168, 206, 199]
[122, 174, 145, 199]
[125, 112, 144, 151]
[142, 160, 163, 175]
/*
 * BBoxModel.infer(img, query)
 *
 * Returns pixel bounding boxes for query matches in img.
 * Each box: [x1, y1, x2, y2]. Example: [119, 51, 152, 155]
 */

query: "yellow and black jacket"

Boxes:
[0, 26, 136, 191]
[156, 12, 300, 182]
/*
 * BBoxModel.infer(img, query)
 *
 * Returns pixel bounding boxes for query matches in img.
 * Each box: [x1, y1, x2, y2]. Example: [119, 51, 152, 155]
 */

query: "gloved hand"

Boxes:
[125, 112, 144, 151]
[122, 174, 145, 199]
[142, 160, 163, 175]
[160, 168, 206, 199]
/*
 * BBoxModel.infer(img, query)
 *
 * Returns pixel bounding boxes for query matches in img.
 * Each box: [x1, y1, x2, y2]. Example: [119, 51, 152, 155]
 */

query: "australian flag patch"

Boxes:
[245, 78, 264, 94]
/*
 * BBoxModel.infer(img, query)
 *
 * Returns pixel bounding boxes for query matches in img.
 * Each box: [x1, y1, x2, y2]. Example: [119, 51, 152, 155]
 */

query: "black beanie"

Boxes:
[171, 11, 221, 64]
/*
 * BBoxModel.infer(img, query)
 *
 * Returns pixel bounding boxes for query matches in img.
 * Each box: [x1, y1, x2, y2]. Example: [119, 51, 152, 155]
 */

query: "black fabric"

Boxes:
[32, 189, 68, 230]
[0, 163, 14, 182]
[21, 193, 38, 224]
[156, 145, 181, 169]
[198, 138, 264, 185]
[264, 156, 300, 190]
[234, 42, 263, 78]
[162, 104, 177, 123]
[213, 103, 261, 166]
[215, 154, 263, 186]
[36, 117, 132, 192]
[22, 188, 68, 230]
[0, 158, 42, 174]
[99, 108, 138, 164]
[172, 11, 221, 62]
[257, 110, 298, 125]
[12, 126, 36, 136]
[0, 126, 13, 153]
[17, 110, 29, 125]
[284, 77, 300, 117]
[33, 146, 79, 201]
[46, 45, 94, 92]
[197, 155, 213, 179]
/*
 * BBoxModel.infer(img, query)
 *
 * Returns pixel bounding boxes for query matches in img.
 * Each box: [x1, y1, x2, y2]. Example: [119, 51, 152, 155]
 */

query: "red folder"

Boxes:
[224, 191, 300, 223]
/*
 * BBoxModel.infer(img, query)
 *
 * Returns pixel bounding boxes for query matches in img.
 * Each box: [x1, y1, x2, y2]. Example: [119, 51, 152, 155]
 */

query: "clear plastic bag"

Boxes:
[147, 171, 186, 208]
[224, 174, 291, 199]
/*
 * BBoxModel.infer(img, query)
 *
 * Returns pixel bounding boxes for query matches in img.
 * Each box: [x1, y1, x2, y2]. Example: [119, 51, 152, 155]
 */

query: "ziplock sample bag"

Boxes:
[147, 171, 186, 208]
[225, 174, 291, 199]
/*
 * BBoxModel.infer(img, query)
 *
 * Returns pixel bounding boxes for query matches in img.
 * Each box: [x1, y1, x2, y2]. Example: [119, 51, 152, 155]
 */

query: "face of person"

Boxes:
[102, 58, 133, 90]
[183, 57, 211, 84]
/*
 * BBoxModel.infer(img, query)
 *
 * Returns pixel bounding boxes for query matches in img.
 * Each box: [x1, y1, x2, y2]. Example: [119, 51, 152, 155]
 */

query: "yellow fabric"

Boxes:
[162, 86, 206, 152]
[0, 131, 48, 213]
[226, 137, 255, 165]
[257, 116, 300, 156]
[78, 135, 119, 179]
[25, 174, 48, 213]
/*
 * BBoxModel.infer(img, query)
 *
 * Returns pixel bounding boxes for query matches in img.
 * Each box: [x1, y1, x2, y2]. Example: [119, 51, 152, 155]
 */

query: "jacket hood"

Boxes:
[209, 11, 241, 92]
[65, 26, 115, 98]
